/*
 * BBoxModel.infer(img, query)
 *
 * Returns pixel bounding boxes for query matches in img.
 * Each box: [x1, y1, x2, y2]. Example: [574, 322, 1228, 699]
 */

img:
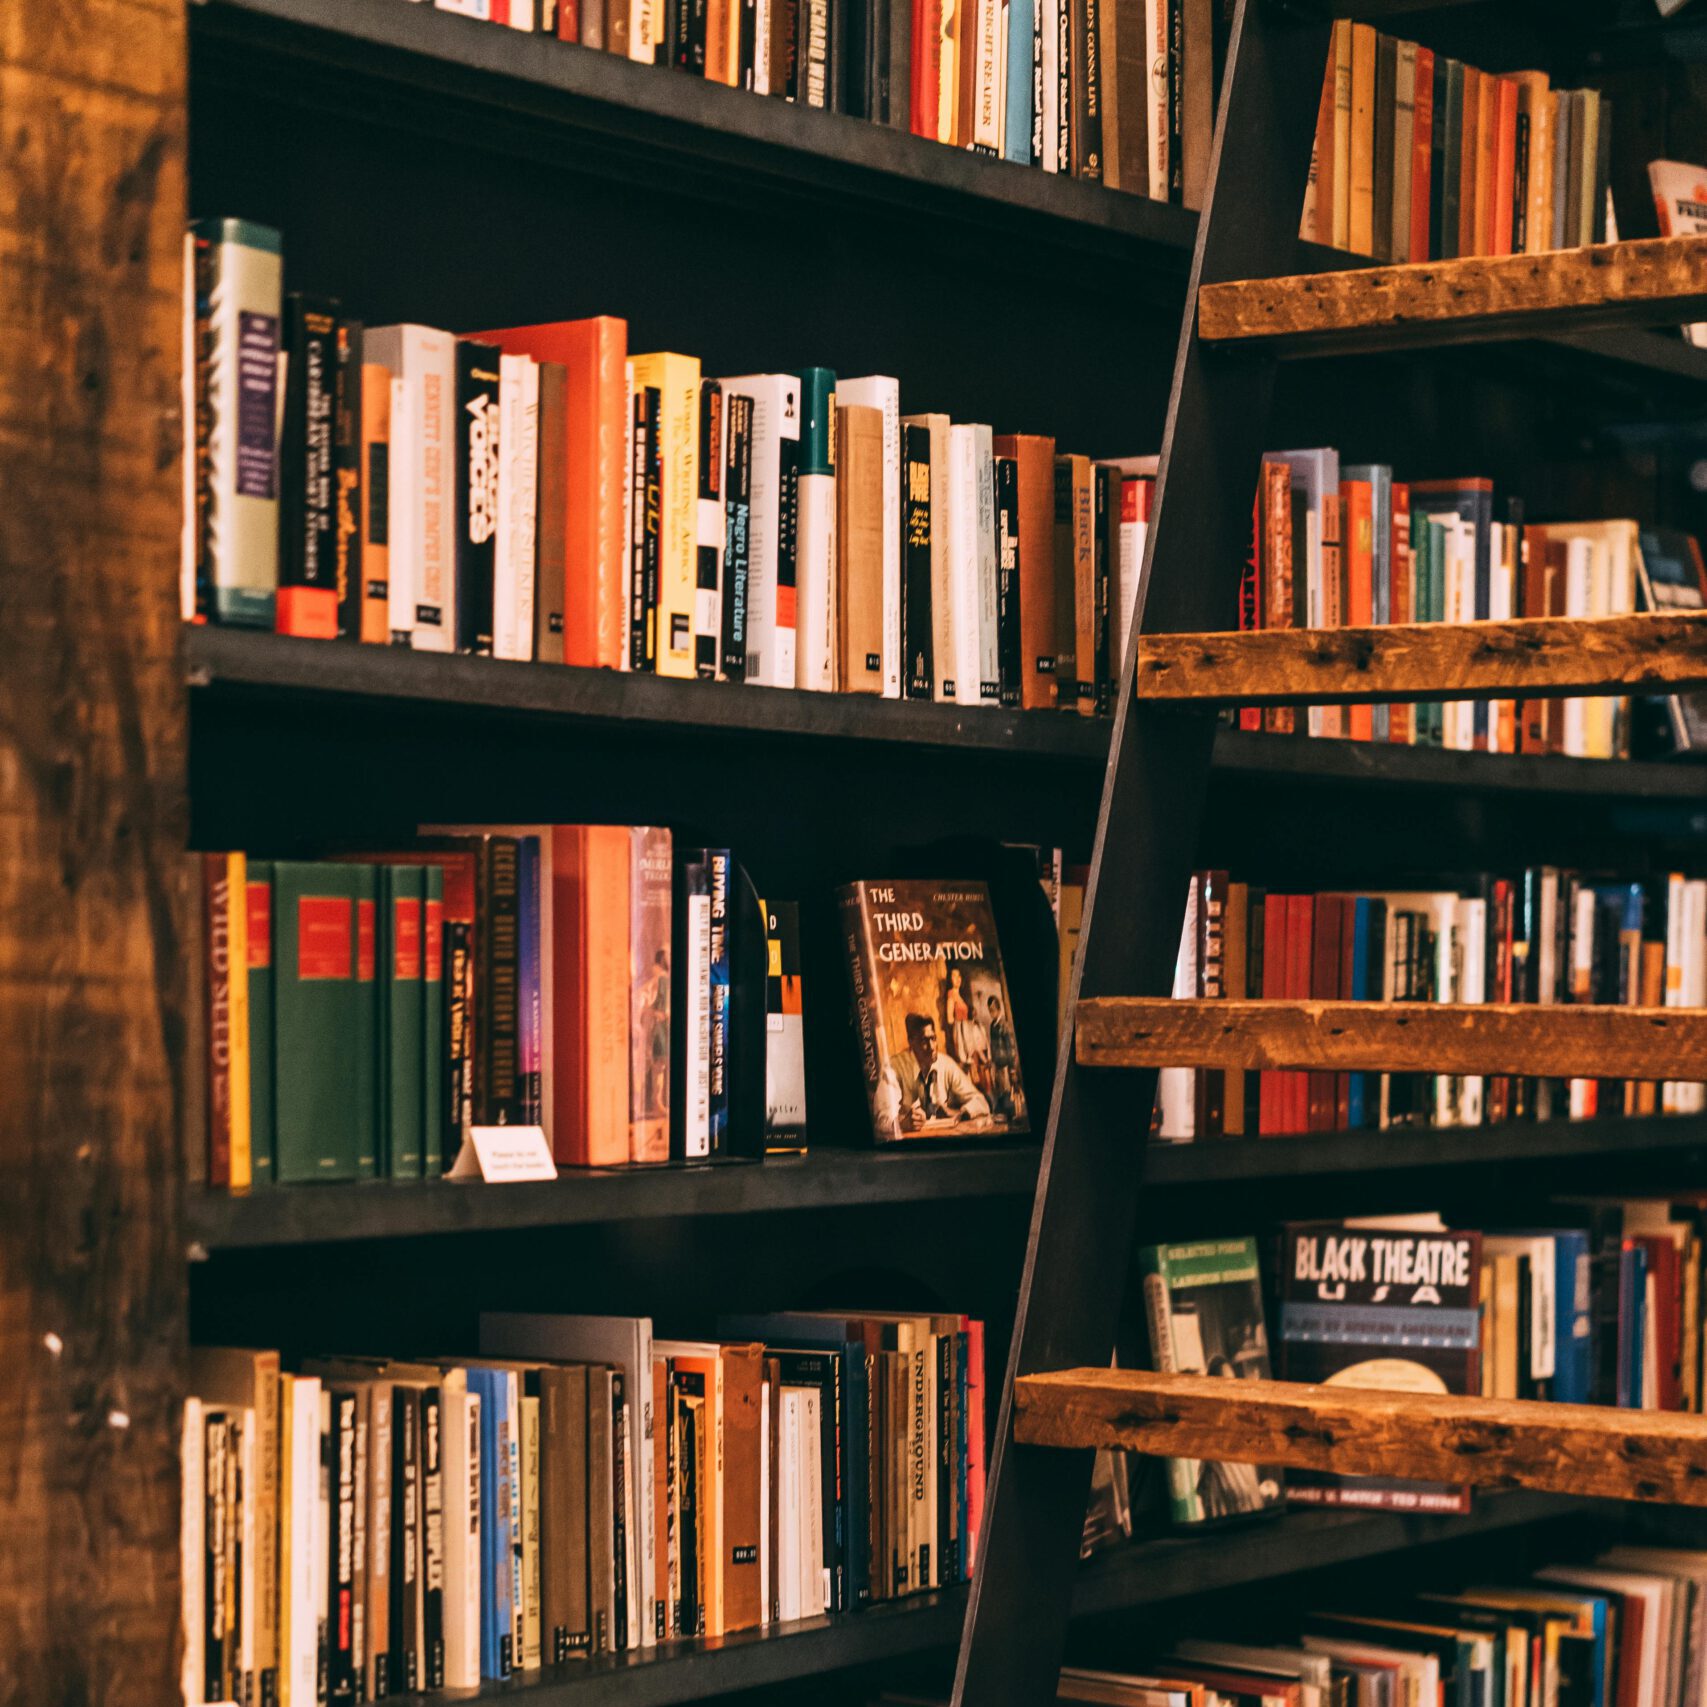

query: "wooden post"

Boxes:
[0, 3, 189, 1700]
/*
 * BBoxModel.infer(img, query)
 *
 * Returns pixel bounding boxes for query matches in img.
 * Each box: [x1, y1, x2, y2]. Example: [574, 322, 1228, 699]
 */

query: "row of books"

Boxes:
[1301, 24, 1613, 262]
[410, 0, 1221, 199]
[1241, 450, 1707, 757]
[185, 223, 1154, 714]
[1144, 1206, 1707, 1529]
[181, 1308, 985, 1704]
[200, 835, 809, 1190]
[1030, 1540, 1707, 1707]
[1157, 869, 1707, 1144]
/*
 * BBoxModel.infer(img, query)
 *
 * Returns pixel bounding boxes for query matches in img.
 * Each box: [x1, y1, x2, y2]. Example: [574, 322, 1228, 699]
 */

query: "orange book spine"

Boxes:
[1347, 23, 1376, 257]
[1492, 78, 1518, 255]
[1304, 55, 1335, 244]
[1388, 482, 1412, 744]
[1344, 478, 1373, 742]
[358, 364, 392, 643]
[1458, 65, 1481, 256]
[1409, 47, 1434, 261]
[1260, 461, 1295, 737]
[993, 433, 1059, 710]
[1477, 73, 1502, 255]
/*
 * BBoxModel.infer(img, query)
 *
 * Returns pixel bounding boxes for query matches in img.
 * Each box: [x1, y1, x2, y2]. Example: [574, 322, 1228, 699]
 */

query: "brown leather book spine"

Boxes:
[586, 1367, 616, 1655]
[535, 362, 568, 664]
[1458, 64, 1482, 256]
[992, 433, 1058, 710]
[835, 403, 886, 694]
[720, 1345, 765, 1632]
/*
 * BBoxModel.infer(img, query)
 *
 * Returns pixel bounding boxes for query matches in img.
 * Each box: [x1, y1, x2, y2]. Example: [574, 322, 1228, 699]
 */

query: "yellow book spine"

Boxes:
[1331, 19, 1353, 251]
[225, 850, 252, 1192]
[1348, 23, 1376, 258]
[630, 352, 702, 680]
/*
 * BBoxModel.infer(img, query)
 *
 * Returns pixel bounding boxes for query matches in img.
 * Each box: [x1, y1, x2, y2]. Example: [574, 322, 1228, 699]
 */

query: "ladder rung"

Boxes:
[1135, 613, 1707, 707]
[1075, 997, 1707, 1079]
[1197, 235, 1707, 355]
[1012, 1369, 1707, 1507]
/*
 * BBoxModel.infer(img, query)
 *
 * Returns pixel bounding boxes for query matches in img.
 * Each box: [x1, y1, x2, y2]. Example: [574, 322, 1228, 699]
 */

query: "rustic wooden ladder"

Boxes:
[951, 4, 1707, 1704]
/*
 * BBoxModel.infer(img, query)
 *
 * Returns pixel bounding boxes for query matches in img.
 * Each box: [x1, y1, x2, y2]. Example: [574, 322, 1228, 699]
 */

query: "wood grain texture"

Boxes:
[1076, 998, 1707, 1078]
[1014, 1369, 1707, 1506]
[1198, 234, 1707, 353]
[1136, 613, 1707, 705]
[0, 3, 190, 1701]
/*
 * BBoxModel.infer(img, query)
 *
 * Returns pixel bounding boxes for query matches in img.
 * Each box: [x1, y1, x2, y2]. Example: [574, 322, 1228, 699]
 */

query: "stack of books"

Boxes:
[185, 219, 1158, 715]
[181, 1308, 985, 1702]
[1155, 868, 1707, 1143]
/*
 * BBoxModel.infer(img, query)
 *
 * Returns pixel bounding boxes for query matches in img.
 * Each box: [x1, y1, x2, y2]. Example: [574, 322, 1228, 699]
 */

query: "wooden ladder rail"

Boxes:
[949, 2, 1331, 1702]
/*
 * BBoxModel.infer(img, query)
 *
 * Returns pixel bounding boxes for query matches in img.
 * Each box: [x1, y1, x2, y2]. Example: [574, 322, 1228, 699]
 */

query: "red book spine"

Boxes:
[1344, 479, 1374, 742]
[1410, 47, 1435, 262]
[1492, 78, 1518, 255]
[492, 0, 511, 21]
[1260, 896, 1288, 1134]
[1308, 895, 1342, 1132]
[1239, 487, 1263, 732]
[1335, 897, 1356, 1130]
[559, 0, 579, 36]
[912, 0, 941, 140]
[1286, 894, 1315, 1135]
[1389, 482, 1412, 744]
[964, 1318, 986, 1568]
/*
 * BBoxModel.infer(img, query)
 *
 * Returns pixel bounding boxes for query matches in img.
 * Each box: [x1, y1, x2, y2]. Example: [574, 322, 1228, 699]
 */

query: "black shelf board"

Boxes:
[1071, 1491, 1592, 1620]
[185, 1142, 1041, 1252]
[190, 0, 1197, 261]
[184, 624, 1112, 763]
[1144, 1112, 1707, 1186]
[189, 1116, 1707, 1252]
[186, 625, 1707, 797]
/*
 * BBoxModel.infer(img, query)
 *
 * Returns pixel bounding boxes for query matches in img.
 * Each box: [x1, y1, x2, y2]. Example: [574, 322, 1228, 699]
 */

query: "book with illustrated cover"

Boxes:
[1139, 1237, 1282, 1526]
[765, 900, 808, 1145]
[838, 879, 1027, 1142]
[1278, 1219, 1482, 1513]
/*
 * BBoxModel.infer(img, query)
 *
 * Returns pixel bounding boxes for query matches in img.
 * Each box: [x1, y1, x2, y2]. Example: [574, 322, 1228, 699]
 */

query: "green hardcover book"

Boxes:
[273, 861, 363, 1183]
[383, 864, 426, 1179]
[1138, 1236, 1281, 1526]
[246, 860, 275, 1188]
[423, 864, 446, 1177]
[353, 862, 379, 1180]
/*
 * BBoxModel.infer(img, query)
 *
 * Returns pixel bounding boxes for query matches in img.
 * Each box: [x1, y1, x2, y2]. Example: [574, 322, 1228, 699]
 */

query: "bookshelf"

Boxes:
[13, 0, 1707, 1700]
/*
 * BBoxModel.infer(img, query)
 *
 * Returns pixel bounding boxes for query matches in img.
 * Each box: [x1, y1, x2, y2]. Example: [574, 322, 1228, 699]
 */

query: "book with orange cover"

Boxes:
[1474, 69, 1498, 256]
[1259, 460, 1295, 736]
[1347, 23, 1376, 256]
[357, 365, 392, 643]
[1491, 77, 1518, 255]
[1510, 72, 1554, 255]
[1410, 47, 1435, 261]
[1388, 482, 1412, 744]
[719, 1344, 764, 1633]
[1342, 475, 1373, 742]
[1331, 20, 1353, 249]
[1458, 64, 1482, 256]
[471, 317, 628, 672]
[553, 825, 631, 1166]
[992, 433, 1059, 710]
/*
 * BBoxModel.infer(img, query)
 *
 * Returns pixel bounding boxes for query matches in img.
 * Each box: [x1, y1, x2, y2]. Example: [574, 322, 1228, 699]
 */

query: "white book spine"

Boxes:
[801, 1391, 826, 1616]
[291, 1379, 321, 1707]
[494, 354, 539, 662]
[1665, 870, 1687, 1115]
[797, 470, 837, 691]
[1157, 882, 1198, 1140]
[239, 1411, 258, 1697]
[722, 376, 800, 688]
[1568, 883, 1596, 1118]
[1457, 896, 1486, 1127]
[511, 0, 537, 22]
[1563, 537, 1592, 757]
[1145, 0, 1168, 200]
[387, 377, 417, 645]
[944, 425, 981, 706]
[435, 0, 490, 12]
[314, 1393, 331, 1701]
[443, 1390, 481, 1690]
[630, 0, 655, 58]
[181, 1398, 205, 1707]
[973, 425, 1000, 702]
[778, 1393, 800, 1624]
[1039, 0, 1059, 172]
[758, 1382, 771, 1626]
[687, 891, 712, 1156]
[181, 231, 198, 624]
[1432, 897, 1458, 1126]
[995, 0, 1009, 156]
[974, 0, 1002, 151]
[754, 0, 772, 91]
[836, 378, 902, 696]
[415, 328, 458, 651]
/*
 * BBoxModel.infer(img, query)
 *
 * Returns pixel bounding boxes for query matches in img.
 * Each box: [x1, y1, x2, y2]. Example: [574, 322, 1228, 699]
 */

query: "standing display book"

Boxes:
[839, 879, 1028, 1143]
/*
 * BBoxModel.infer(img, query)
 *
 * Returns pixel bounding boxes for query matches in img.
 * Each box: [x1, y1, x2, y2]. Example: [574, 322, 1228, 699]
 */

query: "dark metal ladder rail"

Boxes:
[951, 5, 1332, 1700]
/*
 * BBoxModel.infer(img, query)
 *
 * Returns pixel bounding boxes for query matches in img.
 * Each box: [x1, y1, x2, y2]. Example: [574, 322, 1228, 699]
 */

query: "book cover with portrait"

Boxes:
[838, 879, 1029, 1144]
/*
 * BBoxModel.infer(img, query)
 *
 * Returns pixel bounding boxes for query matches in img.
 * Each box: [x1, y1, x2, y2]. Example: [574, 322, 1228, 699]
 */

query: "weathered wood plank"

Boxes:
[1014, 1369, 1707, 1506]
[1076, 998, 1707, 1079]
[0, 4, 189, 1703]
[1197, 235, 1707, 353]
[1136, 613, 1707, 706]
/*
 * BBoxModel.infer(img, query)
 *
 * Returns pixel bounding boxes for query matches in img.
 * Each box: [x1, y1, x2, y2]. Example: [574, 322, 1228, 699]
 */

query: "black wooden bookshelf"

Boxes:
[188, 1113, 1707, 1251]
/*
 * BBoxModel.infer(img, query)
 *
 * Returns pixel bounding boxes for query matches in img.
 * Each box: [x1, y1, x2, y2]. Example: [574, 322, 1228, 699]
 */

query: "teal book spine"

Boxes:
[384, 864, 426, 1179]
[353, 863, 379, 1180]
[246, 860, 275, 1187]
[424, 864, 446, 1176]
[272, 861, 361, 1182]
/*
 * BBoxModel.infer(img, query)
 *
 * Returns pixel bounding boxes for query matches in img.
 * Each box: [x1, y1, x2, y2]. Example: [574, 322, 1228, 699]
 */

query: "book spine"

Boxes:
[358, 363, 392, 643]
[695, 379, 725, 679]
[995, 456, 1022, 708]
[495, 354, 539, 661]
[455, 342, 501, 656]
[277, 295, 340, 638]
[246, 864, 274, 1187]
[1092, 464, 1113, 714]
[902, 423, 933, 699]
[719, 393, 753, 680]
[707, 850, 732, 1156]
[534, 361, 568, 663]
[205, 854, 235, 1188]
[1071, 0, 1101, 179]
[480, 837, 523, 1126]
[795, 367, 838, 692]
[333, 319, 364, 640]
[423, 866, 445, 1176]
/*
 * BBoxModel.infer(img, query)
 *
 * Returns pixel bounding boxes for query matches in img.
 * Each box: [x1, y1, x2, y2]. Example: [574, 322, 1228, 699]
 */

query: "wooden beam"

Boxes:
[1076, 998, 1707, 1079]
[0, 3, 190, 1701]
[1014, 1369, 1707, 1507]
[1197, 235, 1707, 353]
[1135, 613, 1707, 706]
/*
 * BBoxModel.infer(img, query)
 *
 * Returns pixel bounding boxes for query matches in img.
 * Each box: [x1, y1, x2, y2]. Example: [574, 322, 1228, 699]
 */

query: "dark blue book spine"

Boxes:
[1552, 1231, 1592, 1404]
[518, 837, 542, 1125]
[707, 850, 732, 1154]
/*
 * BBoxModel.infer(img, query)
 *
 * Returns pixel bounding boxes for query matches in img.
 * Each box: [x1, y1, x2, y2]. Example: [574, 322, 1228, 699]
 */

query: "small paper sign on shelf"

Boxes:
[446, 1125, 558, 1184]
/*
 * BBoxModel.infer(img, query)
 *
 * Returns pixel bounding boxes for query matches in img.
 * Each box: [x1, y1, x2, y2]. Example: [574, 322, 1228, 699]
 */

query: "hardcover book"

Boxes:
[838, 879, 1028, 1142]
[1278, 1219, 1483, 1512]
